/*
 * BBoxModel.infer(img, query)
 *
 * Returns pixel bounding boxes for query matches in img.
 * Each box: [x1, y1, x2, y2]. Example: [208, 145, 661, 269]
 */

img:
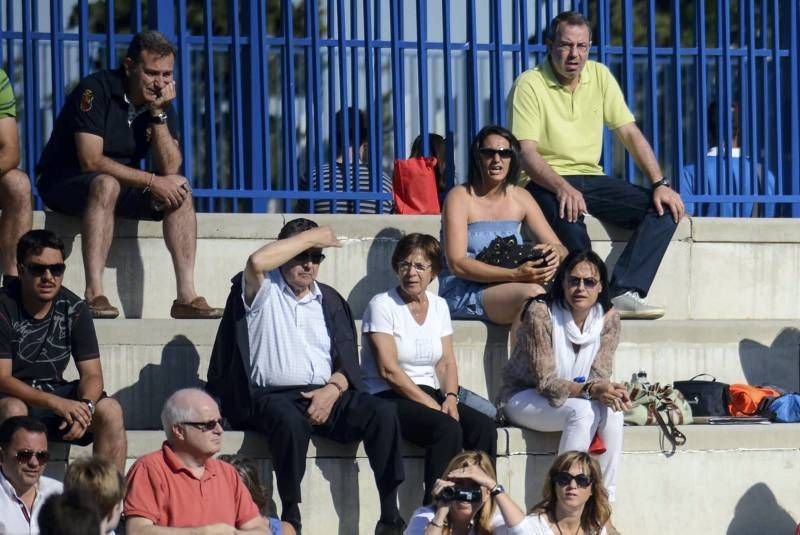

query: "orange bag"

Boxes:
[727, 384, 782, 416]
[392, 156, 440, 214]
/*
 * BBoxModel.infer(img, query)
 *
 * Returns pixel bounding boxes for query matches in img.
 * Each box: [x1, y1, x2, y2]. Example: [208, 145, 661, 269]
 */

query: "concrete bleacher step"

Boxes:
[34, 211, 800, 321]
[48, 425, 800, 534]
[65, 318, 800, 430]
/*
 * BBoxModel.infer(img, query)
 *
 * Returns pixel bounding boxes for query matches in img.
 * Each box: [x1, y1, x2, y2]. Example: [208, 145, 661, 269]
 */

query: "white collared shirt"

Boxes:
[0, 467, 63, 535]
[242, 268, 332, 387]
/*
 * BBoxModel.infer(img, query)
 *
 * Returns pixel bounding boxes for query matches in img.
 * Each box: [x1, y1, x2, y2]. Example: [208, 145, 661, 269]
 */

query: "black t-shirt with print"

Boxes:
[35, 67, 179, 183]
[0, 281, 100, 384]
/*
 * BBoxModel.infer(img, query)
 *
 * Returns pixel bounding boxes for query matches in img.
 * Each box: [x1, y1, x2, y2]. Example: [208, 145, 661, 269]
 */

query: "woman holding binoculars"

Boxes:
[404, 451, 530, 535]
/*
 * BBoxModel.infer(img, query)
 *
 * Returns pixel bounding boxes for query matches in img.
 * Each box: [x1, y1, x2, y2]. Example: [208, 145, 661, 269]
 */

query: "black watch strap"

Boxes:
[150, 111, 168, 125]
[652, 177, 671, 190]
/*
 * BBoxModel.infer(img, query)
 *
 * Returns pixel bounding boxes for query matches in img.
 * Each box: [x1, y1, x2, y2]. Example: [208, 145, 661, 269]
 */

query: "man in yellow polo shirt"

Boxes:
[508, 11, 684, 320]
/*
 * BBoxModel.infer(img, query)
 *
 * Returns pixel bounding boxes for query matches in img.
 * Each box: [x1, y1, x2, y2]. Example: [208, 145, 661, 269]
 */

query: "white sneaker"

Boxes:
[611, 291, 665, 320]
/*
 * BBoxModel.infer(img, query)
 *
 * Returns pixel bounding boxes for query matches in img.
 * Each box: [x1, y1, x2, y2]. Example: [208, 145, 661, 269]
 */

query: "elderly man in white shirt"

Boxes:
[0, 416, 62, 535]
[207, 218, 406, 535]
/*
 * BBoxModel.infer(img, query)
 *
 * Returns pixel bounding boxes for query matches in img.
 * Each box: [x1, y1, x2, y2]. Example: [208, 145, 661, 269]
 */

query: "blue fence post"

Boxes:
[10, 0, 800, 214]
[247, 0, 267, 212]
[148, 0, 176, 41]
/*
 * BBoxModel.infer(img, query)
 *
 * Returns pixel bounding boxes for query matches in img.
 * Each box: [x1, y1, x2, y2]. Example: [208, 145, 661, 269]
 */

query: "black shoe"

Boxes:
[375, 517, 406, 535]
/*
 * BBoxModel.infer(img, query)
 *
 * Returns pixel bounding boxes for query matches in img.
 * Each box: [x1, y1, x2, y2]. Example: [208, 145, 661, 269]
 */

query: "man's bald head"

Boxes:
[161, 388, 219, 441]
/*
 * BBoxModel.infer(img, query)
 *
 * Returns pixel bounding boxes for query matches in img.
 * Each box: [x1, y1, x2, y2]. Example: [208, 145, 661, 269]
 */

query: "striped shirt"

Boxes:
[296, 162, 393, 213]
[0, 70, 16, 119]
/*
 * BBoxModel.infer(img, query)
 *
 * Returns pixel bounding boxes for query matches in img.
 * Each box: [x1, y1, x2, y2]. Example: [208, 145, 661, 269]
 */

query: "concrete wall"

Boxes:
[65, 318, 800, 430]
[36, 212, 800, 320]
[51, 425, 800, 535]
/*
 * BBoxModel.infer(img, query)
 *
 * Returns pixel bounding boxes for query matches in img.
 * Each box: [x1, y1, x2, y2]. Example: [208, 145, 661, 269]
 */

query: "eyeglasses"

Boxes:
[23, 263, 66, 277]
[567, 276, 599, 289]
[397, 261, 432, 273]
[554, 471, 592, 488]
[293, 252, 326, 264]
[478, 147, 513, 159]
[15, 449, 50, 464]
[181, 419, 224, 432]
[553, 472, 592, 489]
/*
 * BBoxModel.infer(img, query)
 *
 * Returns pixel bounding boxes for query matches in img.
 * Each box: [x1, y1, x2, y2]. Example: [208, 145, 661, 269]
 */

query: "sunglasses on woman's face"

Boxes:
[478, 147, 513, 159]
[567, 276, 598, 289]
[554, 471, 592, 488]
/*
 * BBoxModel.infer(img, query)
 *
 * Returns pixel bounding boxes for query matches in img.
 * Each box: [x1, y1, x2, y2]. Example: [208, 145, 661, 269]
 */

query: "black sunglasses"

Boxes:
[478, 147, 514, 159]
[23, 262, 66, 277]
[293, 252, 326, 264]
[181, 418, 224, 432]
[567, 276, 599, 289]
[15, 449, 50, 464]
[554, 471, 592, 488]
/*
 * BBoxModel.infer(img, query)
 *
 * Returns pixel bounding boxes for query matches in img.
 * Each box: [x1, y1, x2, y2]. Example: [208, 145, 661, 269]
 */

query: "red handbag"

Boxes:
[392, 156, 440, 214]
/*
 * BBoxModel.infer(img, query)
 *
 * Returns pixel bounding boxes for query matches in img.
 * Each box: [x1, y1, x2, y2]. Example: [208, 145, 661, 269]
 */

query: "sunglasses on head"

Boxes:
[478, 147, 514, 159]
[15, 449, 50, 464]
[23, 263, 66, 277]
[293, 251, 326, 264]
[554, 471, 592, 488]
[181, 418, 224, 432]
[567, 276, 598, 289]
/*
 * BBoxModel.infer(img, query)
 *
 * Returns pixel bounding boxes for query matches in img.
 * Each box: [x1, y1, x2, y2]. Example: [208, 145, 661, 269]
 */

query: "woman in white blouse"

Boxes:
[361, 233, 497, 505]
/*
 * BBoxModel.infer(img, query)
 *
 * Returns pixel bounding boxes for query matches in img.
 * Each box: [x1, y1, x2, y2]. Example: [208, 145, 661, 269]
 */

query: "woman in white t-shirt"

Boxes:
[527, 451, 611, 535]
[361, 233, 497, 505]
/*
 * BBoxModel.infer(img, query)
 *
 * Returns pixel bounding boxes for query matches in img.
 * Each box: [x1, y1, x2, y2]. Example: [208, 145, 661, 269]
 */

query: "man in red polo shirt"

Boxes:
[124, 388, 268, 534]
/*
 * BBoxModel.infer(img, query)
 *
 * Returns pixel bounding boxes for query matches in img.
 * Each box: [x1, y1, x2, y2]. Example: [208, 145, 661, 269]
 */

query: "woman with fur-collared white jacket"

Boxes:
[498, 250, 628, 503]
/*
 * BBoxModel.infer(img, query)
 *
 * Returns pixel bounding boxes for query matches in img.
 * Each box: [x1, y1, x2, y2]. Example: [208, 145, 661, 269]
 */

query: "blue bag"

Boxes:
[760, 393, 800, 423]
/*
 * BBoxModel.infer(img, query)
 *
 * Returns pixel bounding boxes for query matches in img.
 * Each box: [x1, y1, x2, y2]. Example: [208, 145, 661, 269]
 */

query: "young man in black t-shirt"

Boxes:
[0, 230, 127, 471]
[35, 30, 221, 321]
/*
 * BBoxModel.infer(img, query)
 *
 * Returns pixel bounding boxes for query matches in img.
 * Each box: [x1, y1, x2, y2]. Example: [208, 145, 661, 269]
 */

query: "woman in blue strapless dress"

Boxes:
[439, 125, 567, 333]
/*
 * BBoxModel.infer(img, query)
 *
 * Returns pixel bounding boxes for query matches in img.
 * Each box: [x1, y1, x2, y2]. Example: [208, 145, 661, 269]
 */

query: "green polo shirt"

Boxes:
[507, 59, 634, 176]
[0, 69, 16, 119]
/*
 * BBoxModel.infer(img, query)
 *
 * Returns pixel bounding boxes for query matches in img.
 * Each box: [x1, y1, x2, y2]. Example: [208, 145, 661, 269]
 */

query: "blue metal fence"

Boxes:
[2, 0, 798, 215]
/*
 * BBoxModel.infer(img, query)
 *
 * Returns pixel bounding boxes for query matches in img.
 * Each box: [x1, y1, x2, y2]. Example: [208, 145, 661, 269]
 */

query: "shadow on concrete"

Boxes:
[739, 328, 800, 391]
[347, 227, 404, 319]
[726, 482, 796, 534]
[483, 322, 510, 403]
[113, 335, 203, 429]
[315, 440, 361, 535]
[44, 213, 145, 318]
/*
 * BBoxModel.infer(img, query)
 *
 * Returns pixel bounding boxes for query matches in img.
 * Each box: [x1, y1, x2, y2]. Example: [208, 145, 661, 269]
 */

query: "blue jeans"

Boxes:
[527, 175, 678, 297]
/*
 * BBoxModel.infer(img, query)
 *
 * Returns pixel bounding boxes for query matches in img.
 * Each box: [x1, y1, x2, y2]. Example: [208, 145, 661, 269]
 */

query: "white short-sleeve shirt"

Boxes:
[360, 288, 453, 394]
[242, 268, 332, 387]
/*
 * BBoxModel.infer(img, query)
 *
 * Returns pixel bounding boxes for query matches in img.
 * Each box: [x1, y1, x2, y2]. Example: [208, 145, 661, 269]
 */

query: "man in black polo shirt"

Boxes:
[0, 230, 127, 472]
[36, 30, 221, 320]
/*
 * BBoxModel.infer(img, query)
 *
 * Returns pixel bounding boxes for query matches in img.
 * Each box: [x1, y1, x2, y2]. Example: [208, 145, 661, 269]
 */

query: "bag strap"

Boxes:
[650, 401, 687, 447]
[689, 373, 717, 382]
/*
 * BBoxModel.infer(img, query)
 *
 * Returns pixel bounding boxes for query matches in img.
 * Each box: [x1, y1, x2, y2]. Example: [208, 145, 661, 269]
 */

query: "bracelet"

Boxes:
[326, 381, 344, 397]
[429, 519, 448, 528]
[143, 172, 155, 193]
[445, 392, 459, 402]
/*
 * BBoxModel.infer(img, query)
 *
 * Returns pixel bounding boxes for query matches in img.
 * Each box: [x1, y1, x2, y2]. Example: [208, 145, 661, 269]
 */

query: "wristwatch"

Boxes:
[651, 177, 671, 190]
[149, 111, 168, 125]
[81, 398, 96, 415]
[490, 484, 505, 497]
[580, 382, 594, 400]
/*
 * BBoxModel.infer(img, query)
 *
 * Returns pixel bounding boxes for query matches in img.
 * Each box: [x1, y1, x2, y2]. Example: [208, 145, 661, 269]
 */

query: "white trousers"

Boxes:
[504, 389, 623, 501]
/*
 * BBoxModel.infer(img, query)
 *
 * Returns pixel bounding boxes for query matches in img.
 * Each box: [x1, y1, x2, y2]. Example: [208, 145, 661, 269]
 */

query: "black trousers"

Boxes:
[376, 385, 497, 505]
[245, 386, 405, 531]
[527, 176, 678, 297]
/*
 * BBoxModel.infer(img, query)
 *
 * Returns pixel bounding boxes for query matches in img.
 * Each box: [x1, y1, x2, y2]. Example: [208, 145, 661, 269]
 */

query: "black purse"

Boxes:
[474, 235, 544, 269]
[673, 374, 731, 417]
